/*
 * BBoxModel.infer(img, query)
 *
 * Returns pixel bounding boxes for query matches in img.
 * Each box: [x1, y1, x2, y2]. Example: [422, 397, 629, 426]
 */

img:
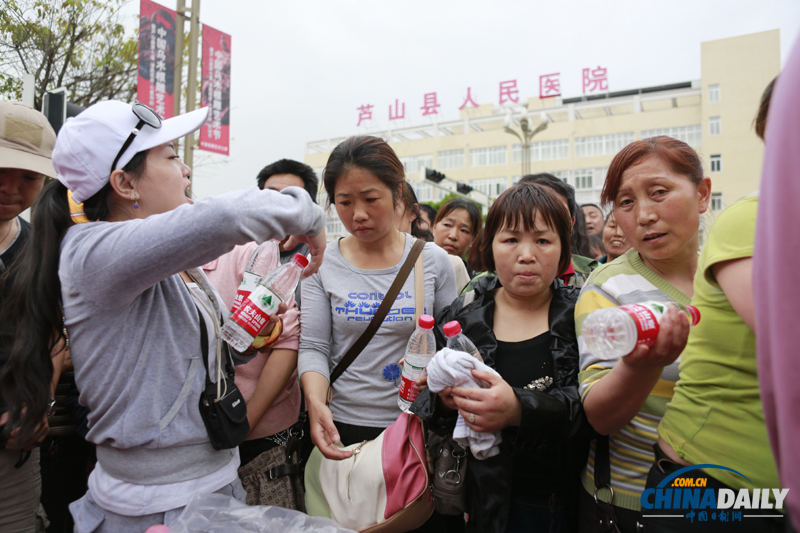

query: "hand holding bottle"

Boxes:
[620, 305, 690, 373]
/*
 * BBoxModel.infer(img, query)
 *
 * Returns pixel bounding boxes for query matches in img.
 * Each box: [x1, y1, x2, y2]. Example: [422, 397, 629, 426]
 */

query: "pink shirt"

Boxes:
[754, 35, 800, 521]
[204, 241, 302, 439]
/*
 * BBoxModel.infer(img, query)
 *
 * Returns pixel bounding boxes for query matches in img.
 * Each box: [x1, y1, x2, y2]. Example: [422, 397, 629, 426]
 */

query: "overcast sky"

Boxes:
[122, 0, 800, 200]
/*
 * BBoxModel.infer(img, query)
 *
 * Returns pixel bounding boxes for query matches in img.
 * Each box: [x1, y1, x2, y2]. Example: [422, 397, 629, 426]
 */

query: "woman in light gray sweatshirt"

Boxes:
[299, 136, 457, 460]
[0, 101, 325, 532]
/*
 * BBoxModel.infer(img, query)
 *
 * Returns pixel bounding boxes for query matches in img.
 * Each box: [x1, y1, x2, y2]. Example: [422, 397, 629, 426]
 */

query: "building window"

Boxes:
[710, 155, 722, 173]
[708, 84, 720, 104]
[641, 125, 702, 147]
[470, 177, 507, 198]
[325, 211, 344, 238]
[469, 146, 507, 167]
[512, 139, 570, 163]
[574, 133, 635, 158]
[415, 183, 433, 203]
[400, 154, 433, 174]
[711, 192, 723, 212]
[437, 149, 464, 170]
[709, 116, 721, 136]
[573, 171, 593, 190]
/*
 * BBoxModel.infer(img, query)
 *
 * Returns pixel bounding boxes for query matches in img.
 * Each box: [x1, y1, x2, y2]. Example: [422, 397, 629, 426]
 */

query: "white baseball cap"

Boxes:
[53, 100, 209, 203]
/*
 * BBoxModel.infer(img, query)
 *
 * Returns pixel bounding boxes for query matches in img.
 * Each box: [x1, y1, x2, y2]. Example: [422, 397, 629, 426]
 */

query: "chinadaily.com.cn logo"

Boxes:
[641, 464, 789, 524]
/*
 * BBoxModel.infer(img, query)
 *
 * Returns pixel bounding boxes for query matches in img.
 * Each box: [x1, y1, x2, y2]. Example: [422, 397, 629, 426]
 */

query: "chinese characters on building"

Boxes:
[356, 68, 609, 126]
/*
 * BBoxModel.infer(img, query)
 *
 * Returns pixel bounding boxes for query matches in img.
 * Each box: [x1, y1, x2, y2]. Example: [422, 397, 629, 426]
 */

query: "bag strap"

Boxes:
[329, 238, 425, 386]
[246, 242, 270, 272]
[595, 435, 613, 498]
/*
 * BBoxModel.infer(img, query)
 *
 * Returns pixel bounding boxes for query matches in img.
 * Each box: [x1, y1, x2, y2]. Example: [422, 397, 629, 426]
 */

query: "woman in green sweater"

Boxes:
[575, 136, 711, 532]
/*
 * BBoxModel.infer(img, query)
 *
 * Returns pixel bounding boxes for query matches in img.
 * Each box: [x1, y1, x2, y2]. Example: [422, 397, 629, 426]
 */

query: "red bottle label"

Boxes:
[620, 303, 660, 349]
[230, 287, 281, 337]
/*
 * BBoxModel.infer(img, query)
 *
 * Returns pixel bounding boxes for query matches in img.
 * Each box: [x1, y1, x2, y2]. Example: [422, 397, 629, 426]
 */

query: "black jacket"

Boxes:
[411, 274, 592, 532]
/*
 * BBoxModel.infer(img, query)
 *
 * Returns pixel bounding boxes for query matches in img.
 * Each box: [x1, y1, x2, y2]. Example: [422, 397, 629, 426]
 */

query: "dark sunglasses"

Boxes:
[110, 102, 163, 174]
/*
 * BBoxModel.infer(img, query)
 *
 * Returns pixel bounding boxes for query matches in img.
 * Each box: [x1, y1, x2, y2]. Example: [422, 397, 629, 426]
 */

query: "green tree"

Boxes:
[0, 0, 138, 110]
[426, 193, 483, 213]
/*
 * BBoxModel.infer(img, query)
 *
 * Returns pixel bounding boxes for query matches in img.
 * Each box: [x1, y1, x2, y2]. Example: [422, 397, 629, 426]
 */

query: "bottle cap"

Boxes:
[418, 315, 434, 329]
[442, 321, 462, 338]
[293, 253, 309, 269]
[687, 305, 701, 326]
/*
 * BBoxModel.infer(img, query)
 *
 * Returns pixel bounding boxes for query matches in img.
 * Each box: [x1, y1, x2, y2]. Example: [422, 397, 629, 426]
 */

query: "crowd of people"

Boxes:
[1, 38, 799, 533]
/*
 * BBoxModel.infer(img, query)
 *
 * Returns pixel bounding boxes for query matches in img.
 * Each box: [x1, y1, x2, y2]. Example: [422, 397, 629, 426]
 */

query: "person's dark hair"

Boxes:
[588, 232, 605, 259]
[754, 76, 777, 141]
[256, 158, 319, 203]
[323, 136, 404, 207]
[480, 183, 572, 276]
[467, 233, 484, 273]
[581, 203, 602, 214]
[519, 173, 591, 257]
[520, 174, 577, 219]
[602, 136, 703, 207]
[571, 208, 592, 257]
[398, 181, 432, 241]
[0, 151, 147, 445]
[419, 204, 437, 228]
[83, 151, 149, 221]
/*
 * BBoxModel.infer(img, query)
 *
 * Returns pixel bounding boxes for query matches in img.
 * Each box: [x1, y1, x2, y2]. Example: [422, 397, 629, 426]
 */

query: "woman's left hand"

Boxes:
[451, 370, 521, 433]
[0, 411, 49, 451]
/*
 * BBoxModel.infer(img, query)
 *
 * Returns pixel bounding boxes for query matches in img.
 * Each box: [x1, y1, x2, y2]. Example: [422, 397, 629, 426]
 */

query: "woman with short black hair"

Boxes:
[414, 182, 590, 533]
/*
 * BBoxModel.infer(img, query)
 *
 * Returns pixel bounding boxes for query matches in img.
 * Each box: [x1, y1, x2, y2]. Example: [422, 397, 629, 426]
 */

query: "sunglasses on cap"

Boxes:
[110, 102, 162, 174]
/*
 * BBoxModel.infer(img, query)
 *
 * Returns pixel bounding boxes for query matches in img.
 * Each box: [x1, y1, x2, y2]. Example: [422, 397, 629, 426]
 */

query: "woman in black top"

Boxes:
[413, 183, 591, 533]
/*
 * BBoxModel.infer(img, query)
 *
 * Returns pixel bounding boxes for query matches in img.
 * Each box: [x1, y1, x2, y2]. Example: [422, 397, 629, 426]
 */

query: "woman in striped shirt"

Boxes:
[574, 136, 711, 533]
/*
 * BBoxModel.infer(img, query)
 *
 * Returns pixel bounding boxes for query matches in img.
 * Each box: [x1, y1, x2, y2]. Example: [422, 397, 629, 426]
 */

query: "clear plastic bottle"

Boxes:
[443, 321, 483, 362]
[229, 241, 279, 313]
[581, 301, 701, 359]
[221, 253, 309, 352]
[397, 315, 437, 412]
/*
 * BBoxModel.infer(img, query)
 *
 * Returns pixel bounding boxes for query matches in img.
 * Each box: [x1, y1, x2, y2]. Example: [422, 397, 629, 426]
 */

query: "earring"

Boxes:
[133, 195, 139, 210]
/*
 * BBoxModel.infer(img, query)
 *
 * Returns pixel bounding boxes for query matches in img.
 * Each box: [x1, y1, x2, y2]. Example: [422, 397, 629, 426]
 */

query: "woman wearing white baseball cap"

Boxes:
[0, 100, 326, 532]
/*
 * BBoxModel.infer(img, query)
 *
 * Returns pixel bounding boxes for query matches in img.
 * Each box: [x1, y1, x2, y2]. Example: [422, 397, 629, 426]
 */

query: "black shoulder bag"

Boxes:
[184, 271, 251, 451]
[195, 308, 250, 450]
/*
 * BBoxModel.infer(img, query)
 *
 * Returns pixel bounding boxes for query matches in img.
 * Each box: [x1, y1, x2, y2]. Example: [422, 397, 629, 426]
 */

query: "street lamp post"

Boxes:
[504, 116, 548, 177]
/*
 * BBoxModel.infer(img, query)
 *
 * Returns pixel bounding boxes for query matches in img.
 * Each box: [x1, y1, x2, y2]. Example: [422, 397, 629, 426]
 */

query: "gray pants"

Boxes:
[0, 448, 47, 533]
[69, 477, 246, 533]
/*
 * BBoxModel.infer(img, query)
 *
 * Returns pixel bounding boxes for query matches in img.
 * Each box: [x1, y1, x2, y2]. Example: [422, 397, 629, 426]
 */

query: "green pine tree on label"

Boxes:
[261, 294, 273, 308]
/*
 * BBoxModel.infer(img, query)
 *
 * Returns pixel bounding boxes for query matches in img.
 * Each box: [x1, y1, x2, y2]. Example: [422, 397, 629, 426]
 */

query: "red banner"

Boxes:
[199, 24, 231, 155]
[137, 0, 177, 119]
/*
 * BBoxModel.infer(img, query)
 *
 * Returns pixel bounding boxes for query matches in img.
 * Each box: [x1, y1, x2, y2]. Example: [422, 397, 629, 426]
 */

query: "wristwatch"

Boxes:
[46, 398, 57, 418]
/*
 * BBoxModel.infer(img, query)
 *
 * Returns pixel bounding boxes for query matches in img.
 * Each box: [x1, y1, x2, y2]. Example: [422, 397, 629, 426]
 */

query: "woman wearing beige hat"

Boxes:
[0, 100, 327, 532]
[0, 100, 58, 533]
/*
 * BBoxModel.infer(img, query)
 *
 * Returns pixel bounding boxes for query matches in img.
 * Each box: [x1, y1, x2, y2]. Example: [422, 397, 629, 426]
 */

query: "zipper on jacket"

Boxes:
[346, 440, 368, 502]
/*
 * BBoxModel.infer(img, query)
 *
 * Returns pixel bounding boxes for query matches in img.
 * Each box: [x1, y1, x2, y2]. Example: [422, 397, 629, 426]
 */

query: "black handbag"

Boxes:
[427, 432, 468, 515]
[196, 302, 250, 450]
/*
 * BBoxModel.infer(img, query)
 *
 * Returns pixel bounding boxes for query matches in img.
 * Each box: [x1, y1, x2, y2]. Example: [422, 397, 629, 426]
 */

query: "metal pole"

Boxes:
[174, 0, 185, 117]
[173, 0, 185, 152]
[185, 0, 200, 197]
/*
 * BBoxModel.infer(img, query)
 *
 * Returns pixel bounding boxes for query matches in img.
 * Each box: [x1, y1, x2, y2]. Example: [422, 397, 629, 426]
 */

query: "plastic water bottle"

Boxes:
[443, 321, 483, 362]
[230, 241, 279, 313]
[397, 315, 436, 413]
[221, 253, 309, 352]
[581, 301, 701, 359]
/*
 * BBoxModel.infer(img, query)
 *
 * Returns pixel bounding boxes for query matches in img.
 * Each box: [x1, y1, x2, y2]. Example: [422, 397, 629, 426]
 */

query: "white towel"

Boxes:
[426, 348, 502, 459]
